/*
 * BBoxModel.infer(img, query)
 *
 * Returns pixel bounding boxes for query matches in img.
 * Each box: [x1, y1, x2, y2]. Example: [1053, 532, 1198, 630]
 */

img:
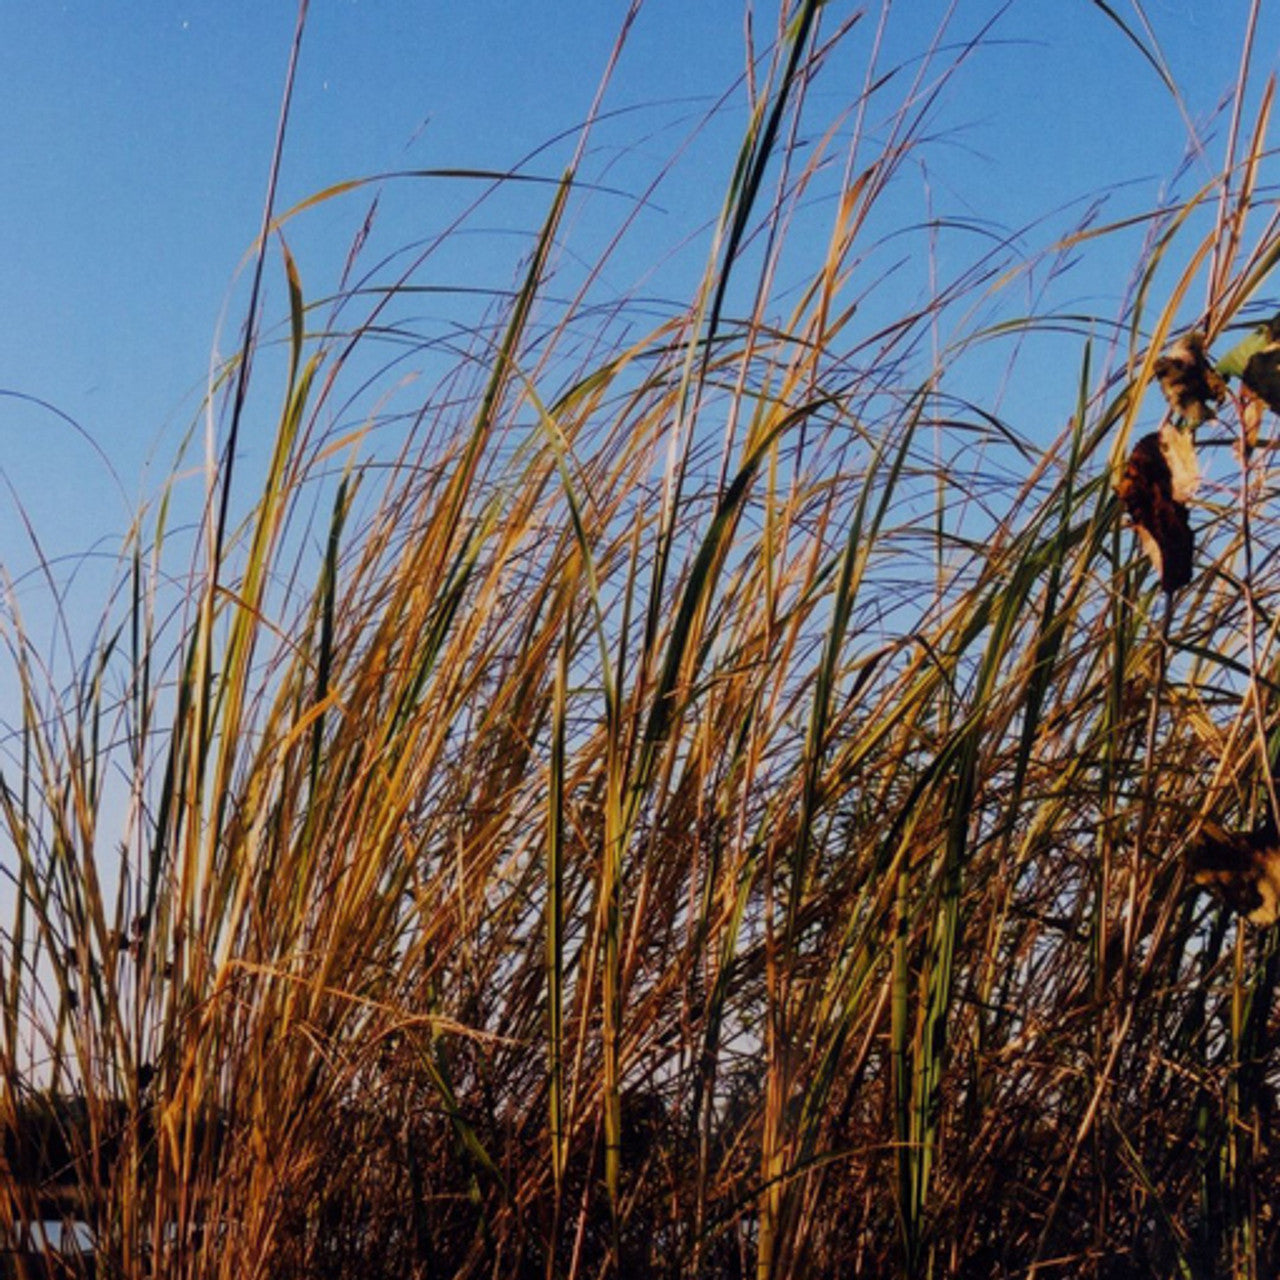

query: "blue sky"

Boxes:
[0, 1, 1275, 588]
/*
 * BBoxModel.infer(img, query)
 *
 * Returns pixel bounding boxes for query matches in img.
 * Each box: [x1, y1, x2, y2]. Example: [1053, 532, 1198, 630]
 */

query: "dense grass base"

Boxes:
[4, 3, 1280, 1277]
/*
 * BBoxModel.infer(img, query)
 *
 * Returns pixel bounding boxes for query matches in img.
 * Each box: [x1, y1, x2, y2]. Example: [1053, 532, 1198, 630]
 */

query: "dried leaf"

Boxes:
[1157, 421, 1198, 502]
[1241, 395, 1266, 451]
[1243, 343, 1280, 413]
[1215, 315, 1279, 381]
[1187, 821, 1280, 925]
[1218, 314, 1280, 450]
[1116, 431, 1193, 593]
[1152, 330, 1225, 427]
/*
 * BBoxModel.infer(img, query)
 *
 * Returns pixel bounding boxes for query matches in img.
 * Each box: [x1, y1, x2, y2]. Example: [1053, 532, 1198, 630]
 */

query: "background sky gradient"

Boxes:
[1, 2, 1275, 583]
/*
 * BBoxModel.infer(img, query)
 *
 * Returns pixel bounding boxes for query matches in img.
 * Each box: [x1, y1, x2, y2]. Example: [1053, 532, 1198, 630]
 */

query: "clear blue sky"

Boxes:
[0, 1, 1274, 586]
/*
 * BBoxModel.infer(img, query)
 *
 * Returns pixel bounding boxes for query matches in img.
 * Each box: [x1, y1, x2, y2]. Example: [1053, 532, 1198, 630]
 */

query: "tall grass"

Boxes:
[4, 2, 1280, 1277]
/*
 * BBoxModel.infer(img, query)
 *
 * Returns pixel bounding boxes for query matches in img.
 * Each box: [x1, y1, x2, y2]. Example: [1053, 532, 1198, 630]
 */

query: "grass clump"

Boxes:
[4, 3, 1280, 1277]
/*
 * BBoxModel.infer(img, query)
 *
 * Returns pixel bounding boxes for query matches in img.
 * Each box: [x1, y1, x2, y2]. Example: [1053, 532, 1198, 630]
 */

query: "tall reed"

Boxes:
[3, 3, 1280, 1278]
